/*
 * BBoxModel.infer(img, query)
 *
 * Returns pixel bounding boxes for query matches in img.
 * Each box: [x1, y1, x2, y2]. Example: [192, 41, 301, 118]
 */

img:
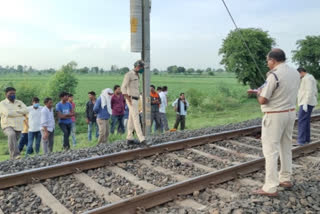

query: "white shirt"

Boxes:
[297, 73, 318, 106]
[41, 106, 55, 132]
[27, 106, 43, 132]
[159, 92, 167, 113]
[172, 99, 189, 116]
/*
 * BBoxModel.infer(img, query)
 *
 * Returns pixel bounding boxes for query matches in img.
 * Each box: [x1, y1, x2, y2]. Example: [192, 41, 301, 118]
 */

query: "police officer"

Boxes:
[121, 60, 147, 145]
[254, 48, 300, 196]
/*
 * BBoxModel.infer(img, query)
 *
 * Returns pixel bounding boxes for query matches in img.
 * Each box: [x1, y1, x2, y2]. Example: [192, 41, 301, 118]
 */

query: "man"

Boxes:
[93, 89, 111, 144]
[150, 85, 161, 133]
[56, 92, 74, 150]
[86, 91, 99, 141]
[172, 93, 189, 130]
[26, 97, 42, 156]
[68, 93, 76, 146]
[159, 86, 169, 132]
[254, 48, 300, 196]
[111, 85, 126, 134]
[121, 60, 147, 145]
[41, 97, 55, 154]
[0, 87, 28, 159]
[297, 67, 318, 146]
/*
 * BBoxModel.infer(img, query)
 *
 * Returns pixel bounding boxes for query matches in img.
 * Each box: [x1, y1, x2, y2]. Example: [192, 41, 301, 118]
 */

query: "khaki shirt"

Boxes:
[297, 73, 318, 106]
[0, 99, 28, 131]
[260, 63, 300, 112]
[121, 70, 140, 97]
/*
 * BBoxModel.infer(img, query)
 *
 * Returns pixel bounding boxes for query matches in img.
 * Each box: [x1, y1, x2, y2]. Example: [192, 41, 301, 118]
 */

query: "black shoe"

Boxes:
[127, 140, 139, 145]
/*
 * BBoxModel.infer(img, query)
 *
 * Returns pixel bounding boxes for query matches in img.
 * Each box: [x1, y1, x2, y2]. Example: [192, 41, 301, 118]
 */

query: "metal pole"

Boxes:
[141, 0, 151, 136]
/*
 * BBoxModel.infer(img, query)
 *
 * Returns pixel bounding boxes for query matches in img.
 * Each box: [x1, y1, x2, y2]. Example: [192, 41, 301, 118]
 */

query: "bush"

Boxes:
[186, 88, 203, 107]
[16, 83, 40, 106]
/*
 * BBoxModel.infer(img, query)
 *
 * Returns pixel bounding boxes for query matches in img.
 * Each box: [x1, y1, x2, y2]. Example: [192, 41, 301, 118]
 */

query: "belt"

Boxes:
[129, 96, 139, 100]
[265, 108, 295, 114]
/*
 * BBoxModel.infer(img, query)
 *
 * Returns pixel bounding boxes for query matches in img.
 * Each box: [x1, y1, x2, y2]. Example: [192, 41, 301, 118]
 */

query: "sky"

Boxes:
[0, 0, 319, 70]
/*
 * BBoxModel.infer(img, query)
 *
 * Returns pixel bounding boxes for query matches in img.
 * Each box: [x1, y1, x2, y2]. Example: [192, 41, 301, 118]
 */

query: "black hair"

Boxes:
[32, 97, 40, 103]
[59, 91, 69, 98]
[150, 85, 155, 89]
[134, 60, 145, 68]
[180, 93, 185, 96]
[268, 48, 286, 62]
[297, 67, 307, 73]
[162, 86, 168, 91]
[68, 93, 73, 97]
[157, 86, 162, 91]
[5, 87, 16, 93]
[114, 85, 120, 91]
[88, 91, 96, 96]
[44, 97, 52, 104]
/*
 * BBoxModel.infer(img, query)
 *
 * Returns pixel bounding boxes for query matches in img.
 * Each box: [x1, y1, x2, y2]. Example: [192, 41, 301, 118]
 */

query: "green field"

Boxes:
[0, 73, 317, 161]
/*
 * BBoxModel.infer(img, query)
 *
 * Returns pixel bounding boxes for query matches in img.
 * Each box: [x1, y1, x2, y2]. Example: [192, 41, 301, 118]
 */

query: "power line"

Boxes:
[220, 0, 265, 81]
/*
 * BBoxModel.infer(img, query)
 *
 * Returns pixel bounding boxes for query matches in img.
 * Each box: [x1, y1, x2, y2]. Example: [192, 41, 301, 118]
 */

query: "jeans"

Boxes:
[298, 105, 314, 145]
[88, 121, 99, 141]
[26, 131, 41, 155]
[111, 115, 125, 134]
[18, 133, 28, 152]
[71, 122, 76, 146]
[59, 123, 72, 150]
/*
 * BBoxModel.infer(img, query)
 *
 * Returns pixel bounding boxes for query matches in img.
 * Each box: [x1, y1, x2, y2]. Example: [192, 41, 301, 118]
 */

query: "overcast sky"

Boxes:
[0, 0, 319, 70]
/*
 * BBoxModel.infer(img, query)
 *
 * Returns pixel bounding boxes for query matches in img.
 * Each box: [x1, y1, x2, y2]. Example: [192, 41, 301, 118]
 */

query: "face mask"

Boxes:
[8, 95, 16, 101]
[33, 103, 40, 108]
[138, 68, 144, 74]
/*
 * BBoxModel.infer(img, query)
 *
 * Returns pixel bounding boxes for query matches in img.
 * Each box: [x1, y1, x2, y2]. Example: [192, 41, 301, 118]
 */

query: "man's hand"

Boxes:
[86, 118, 90, 124]
[124, 94, 132, 105]
[303, 104, 308, 112]
[43, 131, 49, 141]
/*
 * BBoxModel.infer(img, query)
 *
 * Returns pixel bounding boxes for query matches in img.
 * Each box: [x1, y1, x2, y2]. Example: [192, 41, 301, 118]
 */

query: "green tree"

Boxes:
[196, 69, 203, 75]
[177, 66, 186, 74]
[219, 28, 275, 88]
[47, 61, 78, 103]
[167, 65, 178, 74]
[292, 36, 320, 80]
[186, 68, 195, 74]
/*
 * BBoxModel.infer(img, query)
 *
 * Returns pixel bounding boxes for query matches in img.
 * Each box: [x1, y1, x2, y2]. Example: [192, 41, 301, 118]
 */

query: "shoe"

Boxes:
[127, 140, 139, 145]
[279, 181, 293, 188]
[252, 188, 278, 197]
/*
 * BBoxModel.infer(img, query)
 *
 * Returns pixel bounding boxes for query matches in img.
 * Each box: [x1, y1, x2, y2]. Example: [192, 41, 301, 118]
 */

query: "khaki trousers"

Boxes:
[97, 119, 109, 144]
[3, 127, 21, 159]
[261, 111, 295, 193]
[126, 99, 145, 142]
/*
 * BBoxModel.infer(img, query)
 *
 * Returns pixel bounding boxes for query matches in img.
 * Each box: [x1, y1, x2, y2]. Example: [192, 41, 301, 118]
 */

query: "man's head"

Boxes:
[150, 85, 155, 93]
[162, 86, 168, 92]
[88, 91, 96, 100]
[114, 85, 121, 95]
[297, 67, 307, 78]
[32, 97, 40, 109]
[68, 93, 74, 102]
[157, 86, 162, 92]
[180, 93, 185, 100]
[59, 92, 69, 102]
[134, 60, 145, 74]
[5, 87, 16, 102]
[44, 97, 53, 109]
[266, 48, 286, 70]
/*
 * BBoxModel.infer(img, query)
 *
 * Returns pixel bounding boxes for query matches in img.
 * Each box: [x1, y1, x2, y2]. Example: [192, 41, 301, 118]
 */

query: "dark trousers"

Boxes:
[59, 123, 72, 150]
[111, 115, 125, 134]
[151, 111, 161, 132]
[18, 133, 29, 152]
[298, 105, 314, 145]
[174, 115, 186, 130]
[26, 131, 41, 155]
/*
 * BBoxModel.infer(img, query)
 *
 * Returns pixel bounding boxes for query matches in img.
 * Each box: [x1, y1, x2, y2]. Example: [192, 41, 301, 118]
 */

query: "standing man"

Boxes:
[26, 97, 42, 156]
[297, 67, 318, 146]
[150, 85, 161, 133]
[172, 93, 189, 131]
[0, 87, 28, 159]
[254, 48, 300, 196]
[111, 85, 126, 134]
[56, 92, 74, 150]
[86, 91, 99, 141]
[159, 86, 169, 132]
[121, 60, 147, 145]
[41, 98, 55, 154]
[68, 94, 77, 147]
[93, 89, 111, 144]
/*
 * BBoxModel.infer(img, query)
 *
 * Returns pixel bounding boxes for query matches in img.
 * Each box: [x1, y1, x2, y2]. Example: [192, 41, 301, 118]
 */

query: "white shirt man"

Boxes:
[158, 89, 169, 132]
[26, 102, 43, 155]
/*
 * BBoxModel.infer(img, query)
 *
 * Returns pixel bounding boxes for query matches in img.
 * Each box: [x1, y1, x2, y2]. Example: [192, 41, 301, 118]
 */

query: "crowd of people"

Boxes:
[0, 60, 190, 159]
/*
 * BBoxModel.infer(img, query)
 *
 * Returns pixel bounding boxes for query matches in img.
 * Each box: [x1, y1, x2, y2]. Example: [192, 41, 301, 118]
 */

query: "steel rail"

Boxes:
[85, 140, 320, 214]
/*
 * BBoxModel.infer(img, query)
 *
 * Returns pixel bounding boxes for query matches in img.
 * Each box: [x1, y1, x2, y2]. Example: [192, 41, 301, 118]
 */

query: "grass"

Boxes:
[0, 73, 318, 161]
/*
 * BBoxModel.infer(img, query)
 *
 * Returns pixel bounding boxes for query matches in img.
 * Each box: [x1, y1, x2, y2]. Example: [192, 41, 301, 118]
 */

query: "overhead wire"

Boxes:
[220, 0, 266, 81]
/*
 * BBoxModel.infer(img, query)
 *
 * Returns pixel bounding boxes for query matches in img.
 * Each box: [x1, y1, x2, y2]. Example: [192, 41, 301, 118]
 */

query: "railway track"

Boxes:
[1, 115, 320, 214]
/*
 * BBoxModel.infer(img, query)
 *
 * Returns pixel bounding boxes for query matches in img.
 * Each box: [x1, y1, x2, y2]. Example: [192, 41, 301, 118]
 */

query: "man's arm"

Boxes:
[93, 98, 100, 113]
[257, 95, 268, 105]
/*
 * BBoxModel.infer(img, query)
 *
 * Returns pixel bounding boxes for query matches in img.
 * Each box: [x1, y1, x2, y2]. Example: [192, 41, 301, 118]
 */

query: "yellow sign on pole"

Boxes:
[130, 0, 142, 52]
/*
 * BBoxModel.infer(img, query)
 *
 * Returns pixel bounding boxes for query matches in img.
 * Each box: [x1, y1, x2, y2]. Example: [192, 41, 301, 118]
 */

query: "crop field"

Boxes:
[0, 73, 318, 161]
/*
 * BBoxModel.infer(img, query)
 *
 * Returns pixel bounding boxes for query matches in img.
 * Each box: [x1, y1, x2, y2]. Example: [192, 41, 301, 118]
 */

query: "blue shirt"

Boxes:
[55, 102, 73, 124]
[93, 97, 110, 120]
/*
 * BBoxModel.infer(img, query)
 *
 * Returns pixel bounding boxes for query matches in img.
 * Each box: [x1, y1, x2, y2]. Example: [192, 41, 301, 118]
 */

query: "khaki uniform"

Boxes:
[121, 70, 145, 142]
[259, 63, 300, 193]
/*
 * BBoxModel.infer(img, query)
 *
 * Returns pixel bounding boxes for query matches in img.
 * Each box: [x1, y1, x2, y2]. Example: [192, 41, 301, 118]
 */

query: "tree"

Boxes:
[167, 65, 178, 74]
[292, 36, 320, 80]
[152, 68, 160, 75]
[119, 67, 130, 74]
[47, 61, 78, 103]
[17, 65, 23, 73]
[186, 68, 195, 74]
[196, 69, 203, 75]
[177, 66, 186, 74]
[219, 28, 275, 89]
[205, 67, 212, 73]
